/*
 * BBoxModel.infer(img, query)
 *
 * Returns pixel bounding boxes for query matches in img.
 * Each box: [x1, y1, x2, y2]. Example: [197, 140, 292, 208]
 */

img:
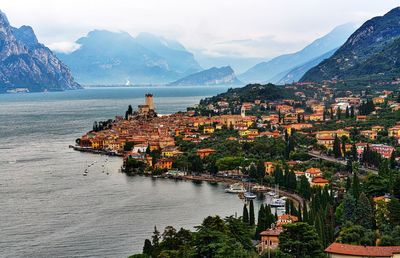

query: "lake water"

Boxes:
[0, 86, 266, 258]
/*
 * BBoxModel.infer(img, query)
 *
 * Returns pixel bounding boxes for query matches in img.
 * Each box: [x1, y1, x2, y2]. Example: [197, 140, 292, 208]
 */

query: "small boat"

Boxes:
[83, 171, 88, 176]
[244, 192, 257, 199]
[271, 197, 286, 207]
[252, 185, 267, 191]
[267, 191, 276, 196]
[225, 183, 246, 193]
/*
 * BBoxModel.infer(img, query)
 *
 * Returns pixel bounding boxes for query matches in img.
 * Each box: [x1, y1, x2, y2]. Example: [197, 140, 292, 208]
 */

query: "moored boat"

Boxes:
[225, 183, 246, 193]
[270, 197, 286, 207]
[244, 191, 257, 199]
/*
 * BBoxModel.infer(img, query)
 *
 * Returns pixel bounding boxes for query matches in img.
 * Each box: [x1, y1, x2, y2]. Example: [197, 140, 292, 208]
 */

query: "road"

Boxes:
[308, 151, 378, 174]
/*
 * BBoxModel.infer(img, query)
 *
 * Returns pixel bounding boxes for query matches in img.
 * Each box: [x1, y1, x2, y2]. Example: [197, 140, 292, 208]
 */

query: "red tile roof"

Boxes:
[325, 243, 400, 257]
[260, 228, 283, 237]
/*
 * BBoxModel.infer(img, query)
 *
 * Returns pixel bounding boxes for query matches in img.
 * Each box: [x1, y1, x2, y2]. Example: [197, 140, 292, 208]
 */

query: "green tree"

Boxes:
[352, 173, 360, 200]
[151, 226, 161, 257]
[142, 239, 153, 257]
[345, 176, 352, 192]
[242, 204, 249, 224]
[333, 135, 342, 158]
[389, 197, 400, 226]
[354, 192, 374, 229]
[255, 204, 266, 239]
[337, 222, 376, 245]
[343, 193, 356, 223]
[299, 175, 311, 200]
[278, 222, 324, 258]
[337, 107, 342, 120]
[249, 200, 255, 226]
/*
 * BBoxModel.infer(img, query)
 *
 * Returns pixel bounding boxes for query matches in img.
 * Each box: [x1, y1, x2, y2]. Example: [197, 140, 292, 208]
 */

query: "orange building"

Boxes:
[264, 162, 275, 175]
[277, 214, 299, 227]
[311, 176, 329, 187]
[258, 228, 283, 253]
[154, 158, 173, 170]
[196, 148, 216, 159]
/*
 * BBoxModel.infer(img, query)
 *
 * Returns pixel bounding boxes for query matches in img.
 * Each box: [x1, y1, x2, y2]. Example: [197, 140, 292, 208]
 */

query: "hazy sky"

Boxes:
[1, 0, 399, 60]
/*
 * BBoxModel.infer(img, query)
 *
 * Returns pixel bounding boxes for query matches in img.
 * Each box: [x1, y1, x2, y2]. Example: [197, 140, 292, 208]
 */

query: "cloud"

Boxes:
[47, 41, 81, 53]
[1, 0, 399, 59]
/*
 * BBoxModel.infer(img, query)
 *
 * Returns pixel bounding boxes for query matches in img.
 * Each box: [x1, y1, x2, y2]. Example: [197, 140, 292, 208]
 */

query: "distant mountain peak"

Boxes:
[57, 29, 201, 85]
[239, 23, 356, 84]
[0, 10, 80, 93]
[12, 25, 38, 48]
[301, 6, 400, 82]
[169, 66, 241, 86]
[0, 10, 10, 27]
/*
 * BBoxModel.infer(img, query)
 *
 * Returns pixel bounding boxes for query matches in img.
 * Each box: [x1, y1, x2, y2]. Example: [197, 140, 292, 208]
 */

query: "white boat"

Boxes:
[267, 191, 276, 196]
[271, 197, 286, 207]
[244, 192, 257, 199]
[225, 183, 246, 193]
[252, 185, 267, 191]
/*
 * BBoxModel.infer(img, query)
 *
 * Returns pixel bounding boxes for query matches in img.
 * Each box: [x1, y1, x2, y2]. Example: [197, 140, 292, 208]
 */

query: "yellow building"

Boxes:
[203, 126, 215, 134]
[373, 96, 386, 105]
[389, 125, 400, 138]
[360, 130, 378, 140]
[264, 162, 275, 175]
[311, 176, 329, 188]
[154, 158, 173, 170]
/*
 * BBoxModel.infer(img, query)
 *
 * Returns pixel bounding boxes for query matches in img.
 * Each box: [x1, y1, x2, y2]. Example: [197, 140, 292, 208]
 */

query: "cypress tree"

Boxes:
[389, 197, 400, 226]
[352, 173, 360, 200]
[242, 204, 249, 224]
[355, 192, 374, 229]
[249, 200, 255, 226]
[143, 239, 153, 257]
[255, 204, 266, 239]
[337, 108, 342, 120]
[345, 177, 352, 192]
[302, 201, 309, 223]
[345, 106, 350, 118]
[333, 135, 342, 158]
[350, 106, 355, 118]
[343, 193, 356, 223]
[390, 151, 397, 169]
[351, 143, 358, 161]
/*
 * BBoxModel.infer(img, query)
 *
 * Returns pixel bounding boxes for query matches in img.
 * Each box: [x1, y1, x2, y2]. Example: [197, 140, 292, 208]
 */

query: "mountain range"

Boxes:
[0, 11, 80, 93]
[57, 30, 202, 85]
[301, 7, 400, 82]
[169, 66, 241, 86]
[239, 23, 356, 84]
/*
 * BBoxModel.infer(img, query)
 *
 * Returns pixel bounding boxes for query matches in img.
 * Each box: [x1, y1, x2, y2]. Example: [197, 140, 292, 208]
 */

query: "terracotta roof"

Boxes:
[312, 176, 329, 183]
[306, 167, 322, 174]
[260, 228, 283, 236]
[325, 243, 400, 257]
[278, 214, 299, 222]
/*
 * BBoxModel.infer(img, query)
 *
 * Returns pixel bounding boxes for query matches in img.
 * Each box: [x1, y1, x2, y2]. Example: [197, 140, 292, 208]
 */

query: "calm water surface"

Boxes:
[0, 86, 266, 258]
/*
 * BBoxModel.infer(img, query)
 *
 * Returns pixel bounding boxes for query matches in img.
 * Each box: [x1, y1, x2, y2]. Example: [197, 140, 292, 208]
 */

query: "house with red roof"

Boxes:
[325, 242, 400, 258]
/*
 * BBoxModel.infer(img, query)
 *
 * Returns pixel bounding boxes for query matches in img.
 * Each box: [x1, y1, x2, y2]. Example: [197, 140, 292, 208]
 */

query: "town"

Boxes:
[75, 81, 400, 258]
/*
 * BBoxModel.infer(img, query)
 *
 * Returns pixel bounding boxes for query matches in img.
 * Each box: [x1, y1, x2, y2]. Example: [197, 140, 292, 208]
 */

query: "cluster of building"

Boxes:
[77, 83, 400, 173]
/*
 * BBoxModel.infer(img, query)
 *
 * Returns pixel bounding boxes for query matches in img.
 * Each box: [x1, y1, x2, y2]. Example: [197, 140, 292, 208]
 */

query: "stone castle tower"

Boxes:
[145, 94, 155, 110]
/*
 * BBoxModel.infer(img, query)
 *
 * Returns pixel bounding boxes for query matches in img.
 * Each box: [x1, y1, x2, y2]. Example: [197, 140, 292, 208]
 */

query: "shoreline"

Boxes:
[146, 173, 304, 209]
[69, 145, 123, 156]
[69, 145, 305, 209]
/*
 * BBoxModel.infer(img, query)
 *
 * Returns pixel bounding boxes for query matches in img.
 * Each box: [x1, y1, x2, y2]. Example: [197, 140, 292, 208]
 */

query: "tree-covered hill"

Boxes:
[200, 83, 292, 105]
[301, 7, 400, 82]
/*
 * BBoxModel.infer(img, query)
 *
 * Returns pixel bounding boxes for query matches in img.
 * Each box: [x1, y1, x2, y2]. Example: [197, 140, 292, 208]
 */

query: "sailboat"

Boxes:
[244, 182, 256, 199]
[270, 184, 286, 207]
